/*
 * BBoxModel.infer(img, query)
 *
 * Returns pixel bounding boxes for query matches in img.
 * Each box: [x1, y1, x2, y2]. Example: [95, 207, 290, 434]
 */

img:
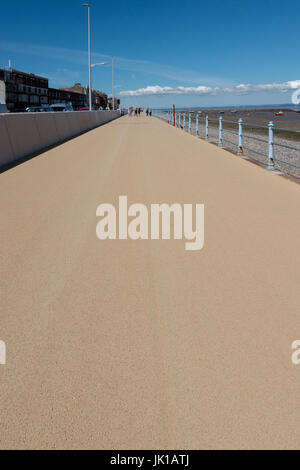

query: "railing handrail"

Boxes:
[157, 109, 300, 134]
[153, 109, 300, 171]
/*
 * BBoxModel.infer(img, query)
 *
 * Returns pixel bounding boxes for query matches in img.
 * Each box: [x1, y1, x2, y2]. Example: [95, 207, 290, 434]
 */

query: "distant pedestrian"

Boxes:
[135, 108, 138, 116]
[138, 107, 141, 116]
[149, 109, 152, 117]
[146, 107, 149, 116]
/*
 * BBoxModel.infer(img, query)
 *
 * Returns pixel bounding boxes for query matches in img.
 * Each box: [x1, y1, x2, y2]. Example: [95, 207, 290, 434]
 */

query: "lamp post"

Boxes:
[91, 62, 108, 109]
[111, 56, 115, 110]
[82, 3, 92, 111]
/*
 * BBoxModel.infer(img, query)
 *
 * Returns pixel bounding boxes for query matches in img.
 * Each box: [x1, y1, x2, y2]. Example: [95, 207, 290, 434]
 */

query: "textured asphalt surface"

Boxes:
[1, 115, 300, 449]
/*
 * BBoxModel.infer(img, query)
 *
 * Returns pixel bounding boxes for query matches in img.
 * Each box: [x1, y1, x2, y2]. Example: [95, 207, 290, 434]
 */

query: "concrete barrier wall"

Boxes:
[34, 113, 58, 148]
[0, 115, 14, 164]
[0, 110, 121, 167]
[5, 113, 42, 161]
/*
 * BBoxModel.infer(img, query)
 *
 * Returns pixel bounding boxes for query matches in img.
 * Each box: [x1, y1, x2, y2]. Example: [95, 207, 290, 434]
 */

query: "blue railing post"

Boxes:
[238, 118, 243, 154]
[196, 114, 199, 136]
[218, 116, 223, 147]
[188, 113, 191, 133]
[205, 115, 209, 140]
[268, 121, 275, 170]
[183, 113, 186, 131]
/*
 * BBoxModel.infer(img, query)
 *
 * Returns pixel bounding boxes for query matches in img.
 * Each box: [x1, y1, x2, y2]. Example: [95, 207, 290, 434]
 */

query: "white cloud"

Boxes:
[120, 85, 213, 96]
[120, 80, 300, 97]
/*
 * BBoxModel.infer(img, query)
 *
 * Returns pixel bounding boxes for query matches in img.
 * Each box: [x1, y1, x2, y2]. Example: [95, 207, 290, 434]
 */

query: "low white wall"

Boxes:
[0, 110, 121, 167]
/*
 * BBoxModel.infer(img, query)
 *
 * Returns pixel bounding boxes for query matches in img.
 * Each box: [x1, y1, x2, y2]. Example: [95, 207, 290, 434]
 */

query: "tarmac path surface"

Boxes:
[1, 115, 300, 449]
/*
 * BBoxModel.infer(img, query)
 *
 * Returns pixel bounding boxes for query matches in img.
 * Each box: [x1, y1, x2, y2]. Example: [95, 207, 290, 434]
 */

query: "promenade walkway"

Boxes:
[1, 114, 300, 449]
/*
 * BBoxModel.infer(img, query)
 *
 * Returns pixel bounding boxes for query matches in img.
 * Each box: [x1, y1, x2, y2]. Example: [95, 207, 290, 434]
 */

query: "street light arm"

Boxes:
[91, 62, 109, 67]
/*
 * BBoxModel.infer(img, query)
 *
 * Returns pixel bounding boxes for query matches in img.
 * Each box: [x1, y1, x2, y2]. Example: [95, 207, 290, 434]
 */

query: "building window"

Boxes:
[18, 94, 28, 103]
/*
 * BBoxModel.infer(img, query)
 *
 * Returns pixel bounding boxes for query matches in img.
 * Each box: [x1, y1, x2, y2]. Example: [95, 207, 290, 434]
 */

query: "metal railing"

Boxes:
[153, 109, 300, 175]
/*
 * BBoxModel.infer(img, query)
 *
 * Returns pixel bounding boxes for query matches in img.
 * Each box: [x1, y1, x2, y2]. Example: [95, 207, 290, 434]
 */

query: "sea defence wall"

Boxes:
[0, 110, 121, 167]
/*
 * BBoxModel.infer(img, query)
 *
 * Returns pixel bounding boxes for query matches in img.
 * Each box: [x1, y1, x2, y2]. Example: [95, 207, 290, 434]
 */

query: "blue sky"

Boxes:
[0, 0, 300, 108]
